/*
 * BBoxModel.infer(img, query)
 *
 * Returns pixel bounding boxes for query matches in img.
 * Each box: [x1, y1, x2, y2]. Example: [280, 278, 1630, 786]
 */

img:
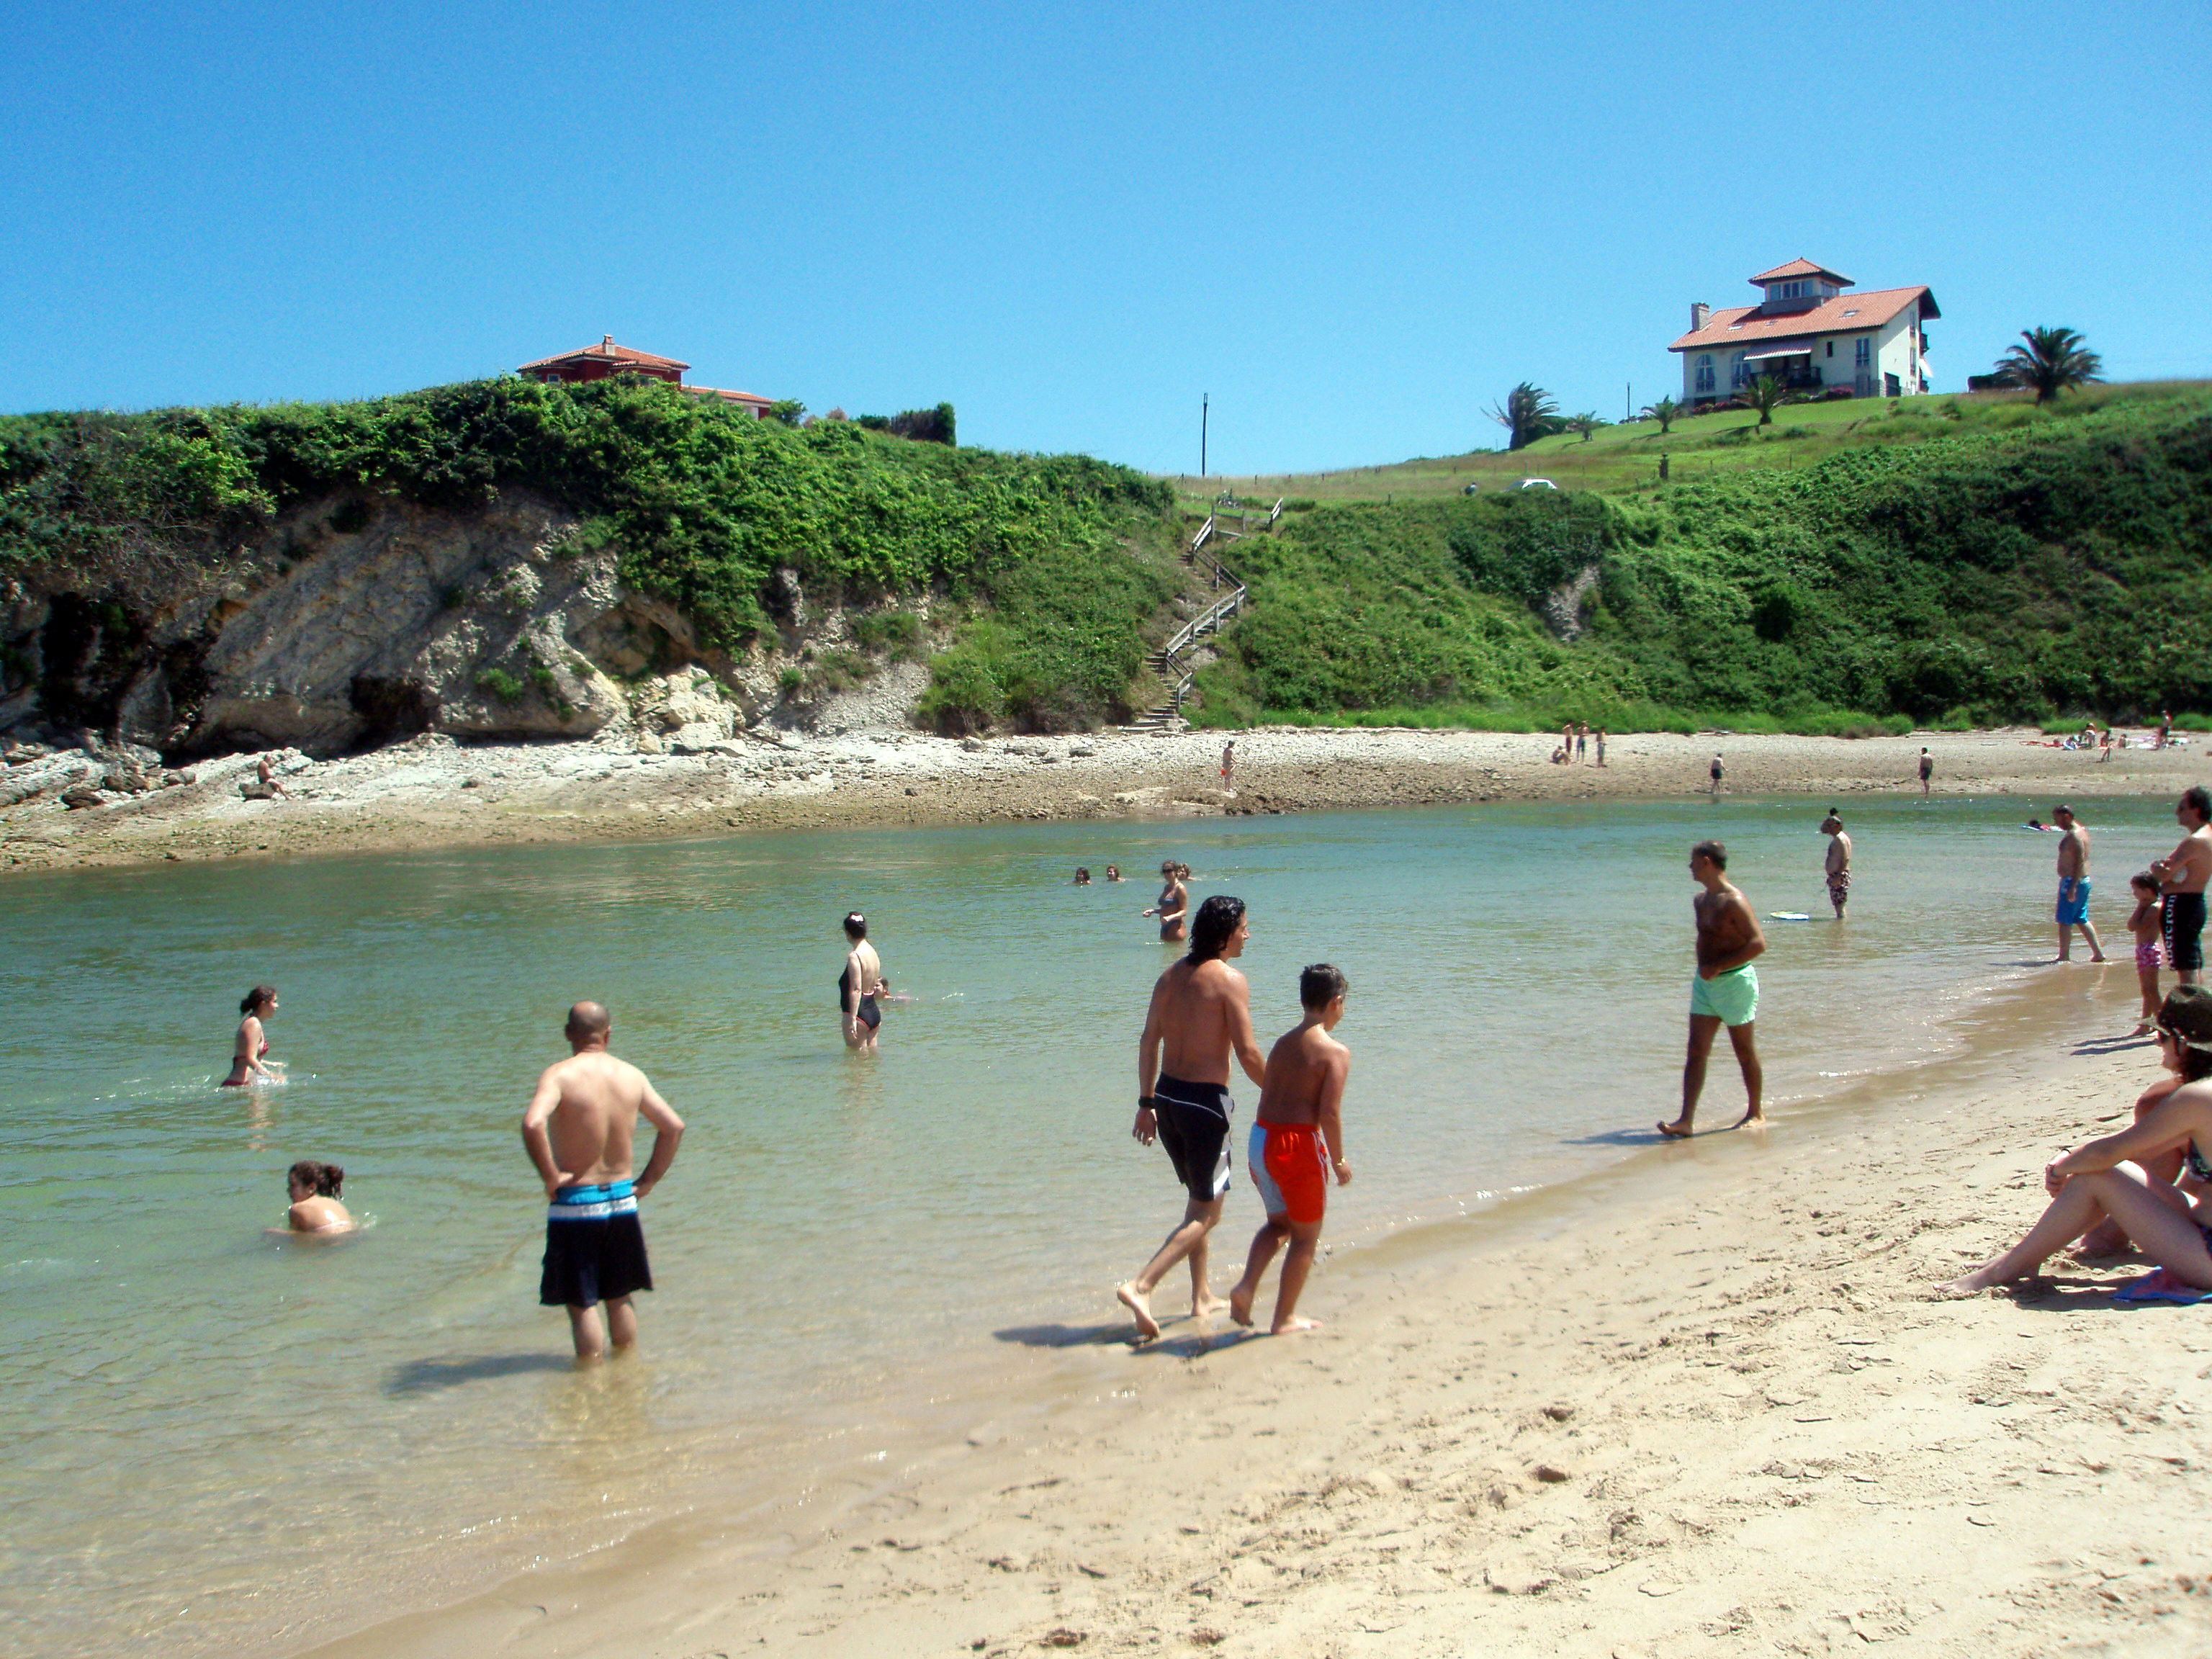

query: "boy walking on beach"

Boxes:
[1658, 842, 1766, 1138]
[1119, 896, 1268, 1341]
[1228, 965, 1352, 1336]
[522, 1002, 685, 1360]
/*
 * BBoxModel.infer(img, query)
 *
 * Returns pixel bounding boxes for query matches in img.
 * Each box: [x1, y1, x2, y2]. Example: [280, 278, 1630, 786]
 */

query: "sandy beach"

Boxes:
[293, 963, 2212, 1659]
[4, 726, 2202, 874]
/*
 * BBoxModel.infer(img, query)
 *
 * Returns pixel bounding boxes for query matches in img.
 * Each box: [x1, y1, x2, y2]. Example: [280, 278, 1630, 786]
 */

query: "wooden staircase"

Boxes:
[1123, 496, 1280, 732]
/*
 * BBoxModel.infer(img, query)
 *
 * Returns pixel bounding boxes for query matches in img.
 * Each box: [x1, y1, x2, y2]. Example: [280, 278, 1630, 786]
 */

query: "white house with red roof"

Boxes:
[516, 336, 775, 417]
[1669, 260, 1938, 406]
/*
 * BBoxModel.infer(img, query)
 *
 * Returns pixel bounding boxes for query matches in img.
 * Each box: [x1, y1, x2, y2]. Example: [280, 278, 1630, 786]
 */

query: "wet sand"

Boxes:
[6, 726, 2202, 875]
[299, 965, 2212, 1659]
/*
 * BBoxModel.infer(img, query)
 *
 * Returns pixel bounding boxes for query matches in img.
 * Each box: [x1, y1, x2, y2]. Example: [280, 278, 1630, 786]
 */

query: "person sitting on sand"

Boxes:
[1228, 963, 1352, 1336]
[283, 1160, 354, 1233]
[1074, 867, 1092, 886]
[222, 985, 283, 1088]
[256, 754, 290, 799]
[2129, 873, 2167, 1038]
[1143, 860, 1190, 944]
[1941, 987, 2212, 1299]
[1658, 841, 1766, 1138]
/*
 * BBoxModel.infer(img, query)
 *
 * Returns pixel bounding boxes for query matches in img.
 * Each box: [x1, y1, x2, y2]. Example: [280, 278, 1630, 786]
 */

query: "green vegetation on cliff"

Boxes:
[1193, 387, 2212, 729]
[0, 377, 1177, 730]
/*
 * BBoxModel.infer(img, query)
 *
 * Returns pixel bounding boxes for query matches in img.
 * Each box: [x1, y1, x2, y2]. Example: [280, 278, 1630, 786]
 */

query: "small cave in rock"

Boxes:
[349, 675, 441, 747]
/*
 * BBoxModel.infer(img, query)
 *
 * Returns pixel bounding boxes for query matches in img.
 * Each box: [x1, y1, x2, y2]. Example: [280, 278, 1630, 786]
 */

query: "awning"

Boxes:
[1741, 342, 1815, 361]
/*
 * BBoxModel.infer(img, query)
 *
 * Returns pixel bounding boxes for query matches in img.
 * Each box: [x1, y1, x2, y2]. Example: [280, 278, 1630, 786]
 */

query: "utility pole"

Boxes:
[1201, 394, 1209, 478]
[1625, 381, 1632, 423]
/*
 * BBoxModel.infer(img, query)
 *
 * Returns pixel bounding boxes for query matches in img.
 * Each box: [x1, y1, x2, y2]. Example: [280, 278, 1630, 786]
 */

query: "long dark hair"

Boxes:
[288, 1159, 343, 1197]
[2163, 986, 2212, 1084]
[1189, 895, 1246, 961]
[240, 985, 276, 1016]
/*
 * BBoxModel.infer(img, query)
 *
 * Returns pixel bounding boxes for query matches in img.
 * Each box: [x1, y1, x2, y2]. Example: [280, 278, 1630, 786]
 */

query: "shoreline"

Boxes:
[290, 949, 2212, 1658]
[5, 727, 2203, 876]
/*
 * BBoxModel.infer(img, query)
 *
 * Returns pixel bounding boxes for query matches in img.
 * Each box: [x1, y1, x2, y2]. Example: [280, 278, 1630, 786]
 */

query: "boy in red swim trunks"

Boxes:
[1228, 964, 1352, 1336]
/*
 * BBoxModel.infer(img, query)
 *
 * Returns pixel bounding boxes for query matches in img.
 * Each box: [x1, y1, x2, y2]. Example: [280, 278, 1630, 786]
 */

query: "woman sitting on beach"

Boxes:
[222, 985, 284, 1088]
[1941, 986, 2212, 1298]
[282, 1160, 354, 1234]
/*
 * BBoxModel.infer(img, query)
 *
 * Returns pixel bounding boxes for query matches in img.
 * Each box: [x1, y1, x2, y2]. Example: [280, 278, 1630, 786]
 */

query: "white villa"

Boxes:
[1670, 258, 1938, 405]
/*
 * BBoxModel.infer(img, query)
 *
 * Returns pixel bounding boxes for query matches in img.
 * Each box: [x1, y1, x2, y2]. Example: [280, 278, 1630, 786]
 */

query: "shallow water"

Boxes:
[0, 792, 2185, 1655]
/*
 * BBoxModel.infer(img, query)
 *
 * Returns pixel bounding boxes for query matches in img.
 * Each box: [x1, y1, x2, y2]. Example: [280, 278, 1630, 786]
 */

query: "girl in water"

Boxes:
[222, 985, 284, 1087]
[840, 912, 884, 1050]
[282, 1160, 354, 1234]
[1143, 860, 1189, 943]
[1941, 986, 2212, 1298]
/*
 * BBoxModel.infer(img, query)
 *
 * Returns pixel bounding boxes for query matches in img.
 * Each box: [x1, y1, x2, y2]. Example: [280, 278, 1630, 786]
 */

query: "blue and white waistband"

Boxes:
[548, 1179, 637, 1222]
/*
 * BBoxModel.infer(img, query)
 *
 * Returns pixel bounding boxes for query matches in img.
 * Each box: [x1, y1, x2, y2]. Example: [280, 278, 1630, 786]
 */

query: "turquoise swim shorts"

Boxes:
[1689, 964, 1759, 1027]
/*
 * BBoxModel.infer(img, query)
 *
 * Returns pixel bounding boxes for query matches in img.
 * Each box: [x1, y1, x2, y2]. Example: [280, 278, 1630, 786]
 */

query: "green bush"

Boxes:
[475, 667, 524, 704]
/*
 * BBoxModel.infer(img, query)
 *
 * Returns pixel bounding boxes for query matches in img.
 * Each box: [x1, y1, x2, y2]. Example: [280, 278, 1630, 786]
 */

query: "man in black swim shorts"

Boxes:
[2153, 786, 2212, 987]
[1115, 896, 1268, 1341]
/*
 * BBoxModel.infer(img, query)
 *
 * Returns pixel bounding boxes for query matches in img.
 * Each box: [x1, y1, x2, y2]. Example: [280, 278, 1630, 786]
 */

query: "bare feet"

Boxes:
[1227, 1285, 1256, 1327]
[1656, 1118, 1694, 1139]
[1936, 1267, 2000, 1298]
[1732, 1109, 1767, 1130]
[1191, 1292, 1226, 1321]
[1115, 1282, 1160, 1343]
[1271, 1316, 1321, 1336]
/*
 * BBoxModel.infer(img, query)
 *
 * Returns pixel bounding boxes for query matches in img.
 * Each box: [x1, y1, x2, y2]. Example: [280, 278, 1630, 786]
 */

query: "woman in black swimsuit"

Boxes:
[1941, 986, 2212, 1296]
[838, 912, 883, 1051]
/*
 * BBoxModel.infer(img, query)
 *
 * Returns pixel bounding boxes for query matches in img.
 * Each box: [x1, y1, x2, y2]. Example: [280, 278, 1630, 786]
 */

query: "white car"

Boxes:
[1517, 477, 1557, 490]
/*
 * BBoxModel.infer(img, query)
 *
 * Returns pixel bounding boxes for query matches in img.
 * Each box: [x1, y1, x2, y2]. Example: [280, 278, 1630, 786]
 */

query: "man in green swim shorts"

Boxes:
[1659, 840, 1767, 1138]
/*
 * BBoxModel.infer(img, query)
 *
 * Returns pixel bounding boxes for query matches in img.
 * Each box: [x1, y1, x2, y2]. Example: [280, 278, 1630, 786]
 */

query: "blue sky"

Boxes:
[3, 2, 2206, 474]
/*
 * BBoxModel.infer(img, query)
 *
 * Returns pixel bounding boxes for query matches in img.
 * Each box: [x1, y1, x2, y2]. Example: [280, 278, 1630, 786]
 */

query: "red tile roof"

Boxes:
[517, 335, 691, 374]
[1669, 286, 1938, 353]
[685, 385, 773, 408]
[1750, 256, 1853, 286]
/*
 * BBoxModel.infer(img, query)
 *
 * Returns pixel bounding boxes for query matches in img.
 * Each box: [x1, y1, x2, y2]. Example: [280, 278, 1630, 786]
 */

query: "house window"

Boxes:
[1854, 337, 1871, 367]
[1730, 353, 1749, 390]
[1825, 341, 1834, 358]
[1695, 356, 1715, 395]
[1885, 372, 1902, 397]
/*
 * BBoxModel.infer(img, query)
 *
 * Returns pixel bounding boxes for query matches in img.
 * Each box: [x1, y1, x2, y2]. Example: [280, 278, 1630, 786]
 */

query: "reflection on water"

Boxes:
[0, 793, 2182, 1657]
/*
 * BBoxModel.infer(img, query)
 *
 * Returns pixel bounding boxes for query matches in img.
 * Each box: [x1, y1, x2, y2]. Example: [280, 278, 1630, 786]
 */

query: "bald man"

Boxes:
[521, 1002, 685, 1360]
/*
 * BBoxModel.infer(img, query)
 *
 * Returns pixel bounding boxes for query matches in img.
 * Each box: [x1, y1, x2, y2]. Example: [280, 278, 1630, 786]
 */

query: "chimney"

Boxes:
[602, 334, 613, 351]
[1691, 302, 1711, 332]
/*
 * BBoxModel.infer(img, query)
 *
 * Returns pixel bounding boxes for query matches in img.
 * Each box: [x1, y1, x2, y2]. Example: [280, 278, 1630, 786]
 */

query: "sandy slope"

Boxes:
[6, 727, 2203, 875]
[304, 970, 2212, 1659]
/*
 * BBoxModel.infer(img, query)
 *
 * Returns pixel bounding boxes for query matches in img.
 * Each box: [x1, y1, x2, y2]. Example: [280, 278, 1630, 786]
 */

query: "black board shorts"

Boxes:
[1154, 1075, 1234, 1202]
[2168, 891, 2208, 974]
[540, 1181, 653, 1307]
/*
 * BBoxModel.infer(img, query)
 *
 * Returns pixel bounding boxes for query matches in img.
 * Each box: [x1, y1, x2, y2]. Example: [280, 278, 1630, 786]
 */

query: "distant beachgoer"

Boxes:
[1940, 987, 2212, 1298]
[1550, 746, 1568, 765]
[2152, 786, 2212, 987]
[2024, 818, 2051, 831]
[1709, 753, 1723, 796]
[1074, 867, 1092, 886]
[256, 755, 290, 799]
[1143, 860, 1190, 943]
[2129, 873, 2167, 1036]
[1595, 729, 1607, 768]
[2158, 711, 2174, 750]
[1658, 841, 1766, 1138]
[282, 1160, 354, 1233]
[871, 977, 917, 1005]
[1117, 896, 1267, 1342]
[1220, 741, 1236, 791]
[2052, 804, 2105, 963]
[2099, 728, 2114, 763]
[1822, 810, 1851, 919]
[1917, 747, 1933, 794]
[1228, 963, 1352, 1336]
[522, 1001, 685, 1360]
[1575, 724, 1588, 763]
[840, 912, 884, 1048]
[1561, 724, 1575, 763]
[1105, 864, 1124, 883]
[222, 985, 282, 1088]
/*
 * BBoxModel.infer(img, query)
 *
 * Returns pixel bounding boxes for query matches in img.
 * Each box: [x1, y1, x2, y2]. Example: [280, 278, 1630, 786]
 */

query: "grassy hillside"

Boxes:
[0, 377, 1179, 732]
[1191, 385, 2212, 732]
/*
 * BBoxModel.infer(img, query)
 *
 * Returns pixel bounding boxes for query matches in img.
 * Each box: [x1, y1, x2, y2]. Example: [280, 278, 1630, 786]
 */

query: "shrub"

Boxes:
[475, 667, 524, 704]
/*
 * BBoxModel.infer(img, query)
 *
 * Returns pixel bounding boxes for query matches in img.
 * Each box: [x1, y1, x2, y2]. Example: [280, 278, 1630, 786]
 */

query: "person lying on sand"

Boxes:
[1228, 964, 1352, 1336]
[1118, 896, 1267, 1342]
[281, 1160, 353, 1234]
[1658, 841, 1766, 1138]
[1941, 987, 2212, 1298]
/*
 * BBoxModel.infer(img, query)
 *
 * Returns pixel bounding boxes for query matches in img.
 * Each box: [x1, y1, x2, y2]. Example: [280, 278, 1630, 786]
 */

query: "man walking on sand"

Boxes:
[1822, 809, 1852, 919]
[1709, 752, 1724, 796]
[2052, 804, 2105, 963]
[2152, 786, 2212, 987]
[1918, 747, 1933, 794]
[1658, 842, 1766, 1138]
[1118, 896, 1267, 1342]
[522, 1002, 685, 1360]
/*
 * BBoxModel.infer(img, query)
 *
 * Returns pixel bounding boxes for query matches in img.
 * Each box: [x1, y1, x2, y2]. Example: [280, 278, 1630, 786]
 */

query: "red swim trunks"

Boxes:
[1249, 1120, 1330, 1226]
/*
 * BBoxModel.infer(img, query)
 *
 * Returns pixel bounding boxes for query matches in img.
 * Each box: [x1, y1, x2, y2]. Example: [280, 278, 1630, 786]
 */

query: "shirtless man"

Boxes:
[256, 755, 290, 799]
[1709, 753, 1724, 796]
[521, 1002, 685, 1360]
[1220, 740, 1236, 793]
[2052, 804, 2105, 963]
[1143, 860, 1190, 943]
[1228, 963, 1352, 1336]
[1821, 809, 1851, 920]
[2152, 786, 2212, 987]
[1117, 895, 1268, 1341]
[1917, 747, 1933, 795]
[1658, 841, 1766, 1138]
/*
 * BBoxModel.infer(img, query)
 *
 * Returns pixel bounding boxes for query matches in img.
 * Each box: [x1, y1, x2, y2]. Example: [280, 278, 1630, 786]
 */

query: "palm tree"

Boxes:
[1640, 395, 1681, 436]
[1486, 382, 1564, 451]
[1993, 327, 2103, 404]
[1567, 412, 1604, 444]
[1745, 374, 1791, 426]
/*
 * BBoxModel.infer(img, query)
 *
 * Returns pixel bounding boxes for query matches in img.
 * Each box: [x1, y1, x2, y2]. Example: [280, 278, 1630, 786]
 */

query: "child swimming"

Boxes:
[1227, 963, 1353, 1336]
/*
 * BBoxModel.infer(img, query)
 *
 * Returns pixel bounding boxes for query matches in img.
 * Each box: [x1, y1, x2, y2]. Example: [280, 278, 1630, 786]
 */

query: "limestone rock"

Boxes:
[60, 783, 104, 809]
